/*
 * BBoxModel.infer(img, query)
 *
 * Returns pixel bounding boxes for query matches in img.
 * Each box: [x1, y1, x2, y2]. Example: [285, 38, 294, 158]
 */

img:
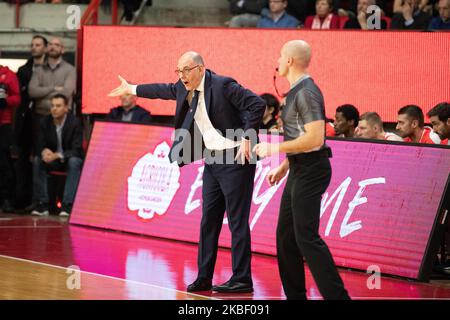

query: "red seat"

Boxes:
[381, 16, 391, 29]
[339, 16, 349, 29]
[47, 170, 67, 215]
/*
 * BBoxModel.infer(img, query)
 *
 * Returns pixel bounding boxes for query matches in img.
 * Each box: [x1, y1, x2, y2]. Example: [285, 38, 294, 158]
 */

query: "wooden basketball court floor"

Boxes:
[0, 213, 449, 300]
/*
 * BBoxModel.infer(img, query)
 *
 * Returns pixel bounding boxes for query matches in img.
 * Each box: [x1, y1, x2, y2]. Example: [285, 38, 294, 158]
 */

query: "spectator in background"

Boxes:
[304, 0, 340, 29]
[285, 0, 342, 23]
[31, 94, 83, 217]
[356, 112, 403, 141]
[106, 94, 152, 123]
[396, 105, 441, 144]
[14, 35, 48, 212]
[259, 93, 279, 131]
[427, 102, 450, 146]
[228, 0, 268, 27]
[339, 0, 389, 18]
[28, 37, 76, 154]
[344, 0, 388, 29]
[333, 104, 359, 138]
[393, 0, 433, 16]
[257, 0, 300, 28]
[0, 54, 21, 213]
[391, 0, 432, 29]
[428, 0, 450, 30]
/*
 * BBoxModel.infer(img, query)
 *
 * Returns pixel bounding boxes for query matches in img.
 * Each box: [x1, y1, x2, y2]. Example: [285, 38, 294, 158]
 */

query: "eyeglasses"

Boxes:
[174, 65, 201, 76]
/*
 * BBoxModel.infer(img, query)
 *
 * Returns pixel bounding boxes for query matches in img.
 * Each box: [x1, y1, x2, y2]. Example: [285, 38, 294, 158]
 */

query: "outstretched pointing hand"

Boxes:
[108, 75, 133, 97]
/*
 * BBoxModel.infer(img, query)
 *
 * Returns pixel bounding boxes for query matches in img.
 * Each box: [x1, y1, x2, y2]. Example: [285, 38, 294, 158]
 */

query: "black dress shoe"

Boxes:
[187, 278, 212, 292]
[212, 280, 253, 293]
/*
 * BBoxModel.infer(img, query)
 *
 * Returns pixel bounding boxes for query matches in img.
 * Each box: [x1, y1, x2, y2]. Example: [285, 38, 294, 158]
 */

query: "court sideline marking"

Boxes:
[0, 254, 217, 300]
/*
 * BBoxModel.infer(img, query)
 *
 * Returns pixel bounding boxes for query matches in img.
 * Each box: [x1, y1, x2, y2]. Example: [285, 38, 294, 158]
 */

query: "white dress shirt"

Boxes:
[192, 74, 240, 150]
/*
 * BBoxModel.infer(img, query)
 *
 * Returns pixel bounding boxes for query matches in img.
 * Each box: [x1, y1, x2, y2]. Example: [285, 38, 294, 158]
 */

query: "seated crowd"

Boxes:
[4, 0, 449, 30]
[229, 0, 450, 30]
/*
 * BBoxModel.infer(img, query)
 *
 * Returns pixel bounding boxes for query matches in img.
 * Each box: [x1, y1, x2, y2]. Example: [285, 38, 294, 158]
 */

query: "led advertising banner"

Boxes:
[71, 122, 450, 280]
[82, 26, 450, 121]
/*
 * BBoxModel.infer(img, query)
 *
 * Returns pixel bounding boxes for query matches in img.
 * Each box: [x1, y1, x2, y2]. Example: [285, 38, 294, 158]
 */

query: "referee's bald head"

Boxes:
[282, 40, 312, 69]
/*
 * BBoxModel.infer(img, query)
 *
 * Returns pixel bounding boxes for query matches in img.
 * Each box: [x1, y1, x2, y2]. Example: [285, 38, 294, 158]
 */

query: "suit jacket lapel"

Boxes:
[204, 70, 212, 117]
[175, 84, 190, 129]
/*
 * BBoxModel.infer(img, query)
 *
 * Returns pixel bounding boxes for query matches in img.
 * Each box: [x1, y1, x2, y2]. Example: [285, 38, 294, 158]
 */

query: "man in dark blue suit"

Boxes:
[109, 51, 265, 293]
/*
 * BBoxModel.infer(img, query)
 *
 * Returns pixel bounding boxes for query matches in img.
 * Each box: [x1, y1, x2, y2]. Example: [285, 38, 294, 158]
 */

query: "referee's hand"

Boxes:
[266, 165, 288, 186]
[253, 142, 279, 158]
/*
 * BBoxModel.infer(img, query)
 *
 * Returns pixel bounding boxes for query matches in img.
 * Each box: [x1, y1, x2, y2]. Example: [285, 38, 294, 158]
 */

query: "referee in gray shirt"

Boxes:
[254, 40, 349, 300]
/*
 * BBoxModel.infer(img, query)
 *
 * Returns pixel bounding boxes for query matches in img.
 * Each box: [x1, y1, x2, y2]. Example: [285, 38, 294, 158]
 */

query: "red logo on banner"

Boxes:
[127, 142, 181, 220]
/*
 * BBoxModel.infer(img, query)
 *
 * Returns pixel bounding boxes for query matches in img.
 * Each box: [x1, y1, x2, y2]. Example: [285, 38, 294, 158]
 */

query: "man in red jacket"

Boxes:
[0, 60, 21, 212]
